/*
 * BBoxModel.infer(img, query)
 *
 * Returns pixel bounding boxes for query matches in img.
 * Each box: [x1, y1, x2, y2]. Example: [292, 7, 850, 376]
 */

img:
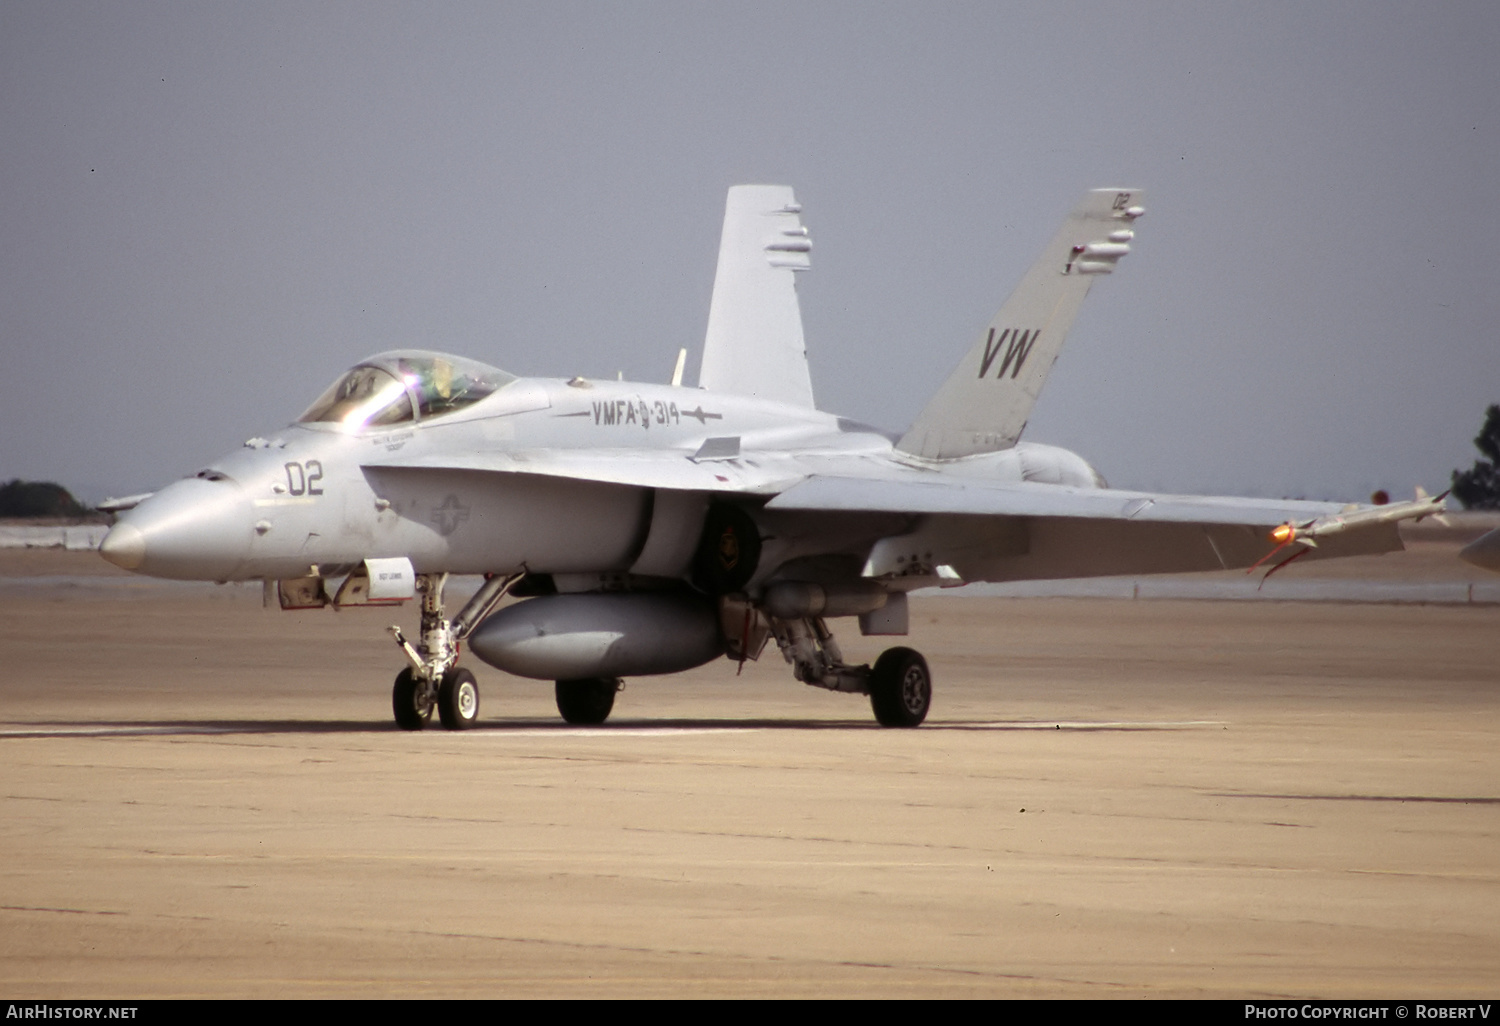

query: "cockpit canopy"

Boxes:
[299, 351, 516, 431]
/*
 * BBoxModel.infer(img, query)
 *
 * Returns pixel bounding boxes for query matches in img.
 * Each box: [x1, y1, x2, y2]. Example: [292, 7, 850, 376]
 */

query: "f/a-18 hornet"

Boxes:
[99, 186, 1445, 730]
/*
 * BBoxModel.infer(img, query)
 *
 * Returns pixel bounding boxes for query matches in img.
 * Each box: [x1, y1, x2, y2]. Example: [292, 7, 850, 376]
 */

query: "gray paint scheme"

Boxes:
[96, 186, 1439, 725]
[103, 186, 1419, 589]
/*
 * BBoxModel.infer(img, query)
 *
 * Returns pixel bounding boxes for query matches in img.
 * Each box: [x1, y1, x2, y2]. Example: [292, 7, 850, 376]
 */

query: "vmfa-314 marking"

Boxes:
[100, 186, 1445, 730]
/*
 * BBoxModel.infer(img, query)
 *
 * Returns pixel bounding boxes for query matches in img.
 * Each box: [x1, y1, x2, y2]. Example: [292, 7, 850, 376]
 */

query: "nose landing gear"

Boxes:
[391, 667, 433, 730]
[387, 572, 520, 731]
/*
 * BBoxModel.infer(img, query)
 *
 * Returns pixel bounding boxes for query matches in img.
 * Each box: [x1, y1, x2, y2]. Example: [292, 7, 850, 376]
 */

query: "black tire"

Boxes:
[438, 666, 480, 730]
[869, 647, 931, 728]
[392, 668, 433, 731]
[555, 678, 618, 725]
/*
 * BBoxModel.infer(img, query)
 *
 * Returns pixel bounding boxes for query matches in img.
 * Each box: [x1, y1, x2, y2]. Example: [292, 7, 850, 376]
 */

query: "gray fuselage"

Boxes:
[102, 366, 1100, 588]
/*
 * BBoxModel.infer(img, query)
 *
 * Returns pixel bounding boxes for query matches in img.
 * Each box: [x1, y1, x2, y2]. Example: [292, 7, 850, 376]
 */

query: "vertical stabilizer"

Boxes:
[698, 185, 816, 408]
[896, 189, 1144, 460]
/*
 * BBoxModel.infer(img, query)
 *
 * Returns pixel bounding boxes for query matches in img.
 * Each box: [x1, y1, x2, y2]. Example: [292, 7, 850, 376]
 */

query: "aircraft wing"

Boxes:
[366, 449, 1350, 528]
[765, 474, 1407, 583]
[764, 474, 1347, 526]
[364, 444, 1411, 583]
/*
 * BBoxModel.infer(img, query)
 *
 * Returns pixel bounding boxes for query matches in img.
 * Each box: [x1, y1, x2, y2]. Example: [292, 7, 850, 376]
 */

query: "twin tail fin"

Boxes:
[697, 185, 816, 408]
[896, 188, 1144, 460]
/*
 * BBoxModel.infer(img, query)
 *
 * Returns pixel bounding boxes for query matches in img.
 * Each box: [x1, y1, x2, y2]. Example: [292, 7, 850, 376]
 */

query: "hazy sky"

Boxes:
[2, 2, 1496, 504]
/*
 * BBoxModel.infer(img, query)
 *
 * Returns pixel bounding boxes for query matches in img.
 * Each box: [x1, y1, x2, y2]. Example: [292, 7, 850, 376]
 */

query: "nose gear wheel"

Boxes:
[392, 668, 434, 731]
[438, 667, 480, 730]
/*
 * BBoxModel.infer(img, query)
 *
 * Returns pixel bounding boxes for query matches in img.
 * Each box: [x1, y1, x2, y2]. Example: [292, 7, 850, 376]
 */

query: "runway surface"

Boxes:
[1, 550, 1497, 997]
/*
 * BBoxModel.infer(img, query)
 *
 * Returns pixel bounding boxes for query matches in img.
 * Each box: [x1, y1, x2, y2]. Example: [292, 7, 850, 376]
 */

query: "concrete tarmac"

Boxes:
[1, 552, 1497, 998]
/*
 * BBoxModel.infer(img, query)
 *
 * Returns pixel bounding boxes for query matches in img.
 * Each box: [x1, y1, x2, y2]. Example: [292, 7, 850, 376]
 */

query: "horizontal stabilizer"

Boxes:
[97, 492, 153, 512]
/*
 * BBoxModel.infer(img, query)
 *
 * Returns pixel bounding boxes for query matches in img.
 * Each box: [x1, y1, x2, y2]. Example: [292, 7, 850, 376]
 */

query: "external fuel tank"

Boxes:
[468, 592, 725, 680]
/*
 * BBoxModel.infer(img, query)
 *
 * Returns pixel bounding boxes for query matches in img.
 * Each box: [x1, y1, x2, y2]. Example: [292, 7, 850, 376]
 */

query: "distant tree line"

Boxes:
[1452, 404, 1500, 510]
[0, 480, 89, 518]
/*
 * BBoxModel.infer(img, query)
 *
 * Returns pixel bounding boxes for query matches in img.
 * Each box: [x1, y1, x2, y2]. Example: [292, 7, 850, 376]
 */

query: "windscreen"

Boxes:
[299, 365, 414, 430]
[299, 351, 516, 431]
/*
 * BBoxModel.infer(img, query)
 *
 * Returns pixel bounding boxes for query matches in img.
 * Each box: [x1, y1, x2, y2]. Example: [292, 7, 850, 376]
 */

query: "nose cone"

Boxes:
[99, 522, 147, 570]
[101, 477, 254, 580]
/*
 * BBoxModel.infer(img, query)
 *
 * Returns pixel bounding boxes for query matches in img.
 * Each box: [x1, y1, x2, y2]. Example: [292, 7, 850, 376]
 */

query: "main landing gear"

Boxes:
[387, 572, 519, 731]
[763, 614, 932, 728]
[867, 647, 931, 728]
[555, 678, 621, 725]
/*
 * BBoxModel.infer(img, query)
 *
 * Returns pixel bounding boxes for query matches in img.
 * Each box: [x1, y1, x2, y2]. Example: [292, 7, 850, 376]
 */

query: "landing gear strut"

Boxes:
[387, 572, 519, 731]
[765, 614, 931, 728]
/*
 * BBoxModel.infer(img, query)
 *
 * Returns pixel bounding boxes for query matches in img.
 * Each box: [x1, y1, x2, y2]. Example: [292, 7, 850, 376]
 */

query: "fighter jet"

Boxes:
[98, 186, 1446, 730]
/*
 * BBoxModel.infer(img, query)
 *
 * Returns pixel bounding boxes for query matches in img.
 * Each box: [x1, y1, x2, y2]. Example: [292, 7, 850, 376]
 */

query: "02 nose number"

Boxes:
[284, 460, 324, 496]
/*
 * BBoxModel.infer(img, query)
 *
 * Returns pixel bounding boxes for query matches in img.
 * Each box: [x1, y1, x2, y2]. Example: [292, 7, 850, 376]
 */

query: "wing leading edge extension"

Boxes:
[360, 447, 804, 496]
